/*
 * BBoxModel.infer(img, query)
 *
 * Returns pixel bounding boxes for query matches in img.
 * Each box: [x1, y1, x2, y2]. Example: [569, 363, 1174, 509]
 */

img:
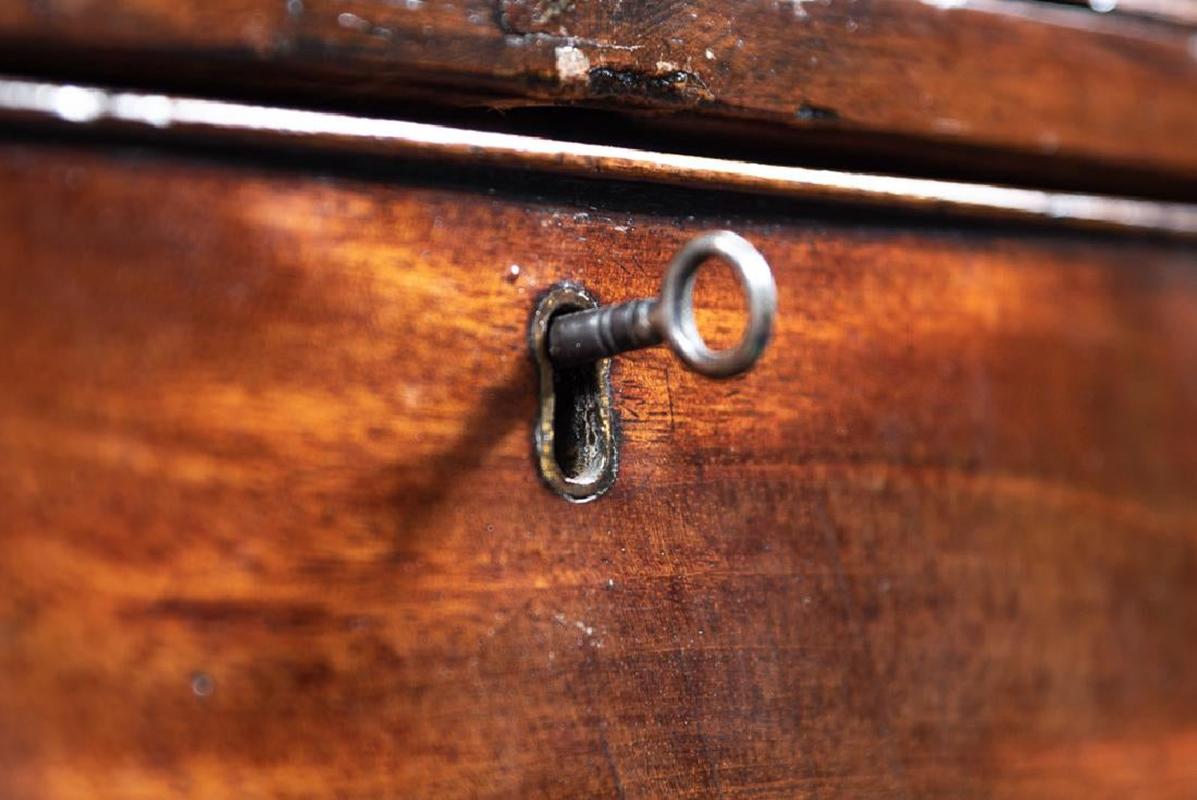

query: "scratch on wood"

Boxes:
[597, 721, 628, 800]
[662, 366, 676, 432]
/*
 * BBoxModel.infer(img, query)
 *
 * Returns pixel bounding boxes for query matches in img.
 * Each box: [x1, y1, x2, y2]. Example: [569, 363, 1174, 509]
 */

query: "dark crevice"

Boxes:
[586, 67, 713, 105]
[0, 43, 1194, 202]
[547, 306, 604, 482]
[551, 359, 602, 481]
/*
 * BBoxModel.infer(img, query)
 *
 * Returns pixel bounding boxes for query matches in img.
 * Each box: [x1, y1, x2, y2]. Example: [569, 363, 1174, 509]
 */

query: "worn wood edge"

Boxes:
[1049, 0, 1197, 25]
[1, 76, 1195, 239]
[2, 0, 1196, 177]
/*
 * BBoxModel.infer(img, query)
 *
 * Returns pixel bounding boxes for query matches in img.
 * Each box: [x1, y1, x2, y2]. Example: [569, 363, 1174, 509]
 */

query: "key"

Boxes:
[547, 231, 777, 379]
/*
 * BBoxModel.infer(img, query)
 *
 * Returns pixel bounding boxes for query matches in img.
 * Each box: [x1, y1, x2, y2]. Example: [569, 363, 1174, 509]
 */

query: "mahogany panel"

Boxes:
[0, 142, 1196, 798]
[1, 0, 1197, 179]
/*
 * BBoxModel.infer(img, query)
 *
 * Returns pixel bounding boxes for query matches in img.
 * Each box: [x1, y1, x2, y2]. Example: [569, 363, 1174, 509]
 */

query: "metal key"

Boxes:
[547, 231, 777, 379]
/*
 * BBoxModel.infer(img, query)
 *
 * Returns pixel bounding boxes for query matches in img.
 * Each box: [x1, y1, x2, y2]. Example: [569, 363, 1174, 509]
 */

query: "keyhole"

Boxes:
[531, 284, 618, 502]
[550, 310, 604, 482]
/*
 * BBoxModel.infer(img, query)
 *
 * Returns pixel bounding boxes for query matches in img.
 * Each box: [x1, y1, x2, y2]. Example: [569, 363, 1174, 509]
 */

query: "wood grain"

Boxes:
[1, 141, 1196, 798]
[1, 0, 1196, 180]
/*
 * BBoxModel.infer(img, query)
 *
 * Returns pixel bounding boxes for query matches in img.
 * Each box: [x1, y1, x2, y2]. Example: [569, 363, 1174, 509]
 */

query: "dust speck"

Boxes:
[337, 12, 370, 31]
[191, 672, 215, 697]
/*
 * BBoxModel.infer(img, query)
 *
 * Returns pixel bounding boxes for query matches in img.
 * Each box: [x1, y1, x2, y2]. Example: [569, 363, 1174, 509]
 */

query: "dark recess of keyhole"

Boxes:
[549, 309, 602, 480]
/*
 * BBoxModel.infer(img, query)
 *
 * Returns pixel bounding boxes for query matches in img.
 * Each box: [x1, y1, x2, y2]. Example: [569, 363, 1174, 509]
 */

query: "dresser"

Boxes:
[1, 2, 1196, 797]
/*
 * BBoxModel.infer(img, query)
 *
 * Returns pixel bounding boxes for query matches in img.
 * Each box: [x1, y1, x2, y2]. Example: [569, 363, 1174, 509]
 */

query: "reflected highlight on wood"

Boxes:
[2, 77, 1195, 237]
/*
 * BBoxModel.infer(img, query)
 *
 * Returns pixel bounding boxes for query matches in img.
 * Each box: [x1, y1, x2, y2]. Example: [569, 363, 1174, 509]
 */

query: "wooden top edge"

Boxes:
[0, 0, 1195, 178]
[1, 76, 1195, 238]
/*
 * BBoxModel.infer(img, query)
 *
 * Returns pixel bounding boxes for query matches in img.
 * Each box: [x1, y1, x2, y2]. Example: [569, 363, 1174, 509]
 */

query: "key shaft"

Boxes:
[544, 231, 776, 379]
[547, 298, 661, 368]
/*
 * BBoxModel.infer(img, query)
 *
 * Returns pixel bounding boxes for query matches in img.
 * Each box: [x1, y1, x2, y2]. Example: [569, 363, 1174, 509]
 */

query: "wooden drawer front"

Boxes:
[1, 143, 1196, 798]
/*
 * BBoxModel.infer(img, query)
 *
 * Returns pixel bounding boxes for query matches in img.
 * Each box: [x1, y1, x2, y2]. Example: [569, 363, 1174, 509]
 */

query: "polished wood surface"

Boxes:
[2, 0, 1196, 180]
[1, 141, 1195, 797]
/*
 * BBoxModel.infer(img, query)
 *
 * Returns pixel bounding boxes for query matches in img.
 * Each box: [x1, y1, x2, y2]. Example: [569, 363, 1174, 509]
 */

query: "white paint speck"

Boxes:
[704, 48, 716, 60]
[555, 46, 590, 83]
[777, 0, 820, 18]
